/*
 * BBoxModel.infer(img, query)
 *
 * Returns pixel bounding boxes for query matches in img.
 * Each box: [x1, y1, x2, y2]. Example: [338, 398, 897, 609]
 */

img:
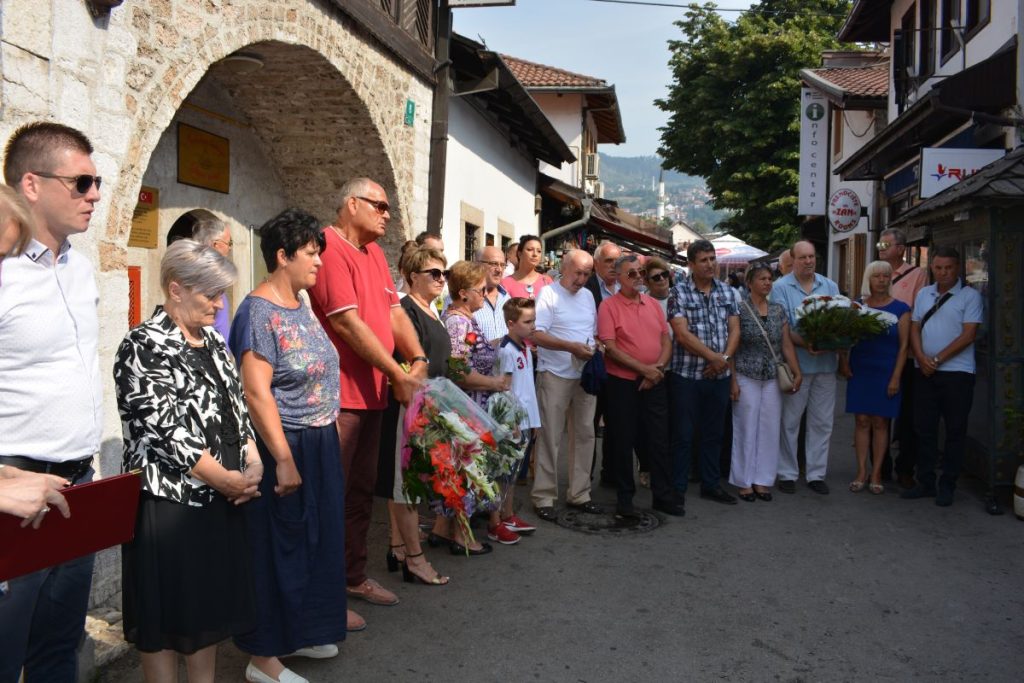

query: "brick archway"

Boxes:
[105, 1, 430, 269]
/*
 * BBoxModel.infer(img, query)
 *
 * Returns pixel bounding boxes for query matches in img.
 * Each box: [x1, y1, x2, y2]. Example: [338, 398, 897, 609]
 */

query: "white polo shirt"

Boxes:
[535, 280, 597, 380]
[0, 239, 102, 461]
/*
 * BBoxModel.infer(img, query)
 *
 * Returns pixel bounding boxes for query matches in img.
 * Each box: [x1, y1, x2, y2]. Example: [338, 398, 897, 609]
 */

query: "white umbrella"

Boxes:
[712, 234, 768, 265]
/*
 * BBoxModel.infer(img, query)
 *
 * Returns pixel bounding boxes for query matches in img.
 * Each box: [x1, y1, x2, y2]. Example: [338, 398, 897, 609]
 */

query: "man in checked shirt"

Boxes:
[666, 239, 741, 507]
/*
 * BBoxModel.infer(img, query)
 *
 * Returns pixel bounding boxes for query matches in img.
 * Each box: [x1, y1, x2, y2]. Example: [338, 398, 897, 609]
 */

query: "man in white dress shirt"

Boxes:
[0, 122, 103, 682]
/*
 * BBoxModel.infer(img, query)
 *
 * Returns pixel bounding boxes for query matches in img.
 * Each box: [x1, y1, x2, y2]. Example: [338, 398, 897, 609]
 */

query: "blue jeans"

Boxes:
[0, 469, 96, 682]
[668, 374, 731, 495]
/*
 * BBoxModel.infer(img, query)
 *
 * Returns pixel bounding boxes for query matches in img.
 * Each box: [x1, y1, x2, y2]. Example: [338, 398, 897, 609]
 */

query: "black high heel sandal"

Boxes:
[386, 543, 405, 573]
[401, 551, 449, 585]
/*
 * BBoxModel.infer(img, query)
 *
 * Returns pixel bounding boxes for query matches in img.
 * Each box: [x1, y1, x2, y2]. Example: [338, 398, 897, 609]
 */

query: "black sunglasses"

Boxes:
[415, 268, 446, 282]
[33, 171, 102, 194]
[624, 268, 646, 279]
[648, 271, 670, 283]
[355, 196, 390, 215]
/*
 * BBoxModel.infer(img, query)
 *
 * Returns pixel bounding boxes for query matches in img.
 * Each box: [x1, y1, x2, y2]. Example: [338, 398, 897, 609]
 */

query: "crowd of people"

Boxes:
[0, 120, 983, 683]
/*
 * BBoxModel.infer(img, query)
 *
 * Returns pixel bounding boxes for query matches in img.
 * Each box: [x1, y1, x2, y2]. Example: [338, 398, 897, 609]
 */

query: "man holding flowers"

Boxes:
[769, 240, 840, 495]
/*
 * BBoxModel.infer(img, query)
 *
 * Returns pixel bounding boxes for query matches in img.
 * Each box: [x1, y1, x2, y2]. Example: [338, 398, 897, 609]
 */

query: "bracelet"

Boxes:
[411, 356, 429, 365]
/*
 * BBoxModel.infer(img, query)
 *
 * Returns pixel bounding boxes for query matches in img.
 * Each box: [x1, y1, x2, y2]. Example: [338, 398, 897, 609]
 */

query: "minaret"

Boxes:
[656, 168, 666, 221]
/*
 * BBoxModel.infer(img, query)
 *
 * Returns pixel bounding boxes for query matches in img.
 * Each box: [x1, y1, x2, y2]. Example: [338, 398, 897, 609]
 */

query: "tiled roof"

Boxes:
[808, 63, 889, 98]
[501, 54, 607, 89]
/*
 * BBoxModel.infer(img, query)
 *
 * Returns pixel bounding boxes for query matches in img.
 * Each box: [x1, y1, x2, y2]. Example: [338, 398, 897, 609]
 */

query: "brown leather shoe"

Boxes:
[346, 578, 399, 606]
[346, 609, 367, 632]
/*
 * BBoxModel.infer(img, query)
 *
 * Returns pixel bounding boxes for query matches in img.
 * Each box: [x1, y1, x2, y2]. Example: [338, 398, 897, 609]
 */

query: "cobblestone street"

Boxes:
[101, 382, 1024, 682]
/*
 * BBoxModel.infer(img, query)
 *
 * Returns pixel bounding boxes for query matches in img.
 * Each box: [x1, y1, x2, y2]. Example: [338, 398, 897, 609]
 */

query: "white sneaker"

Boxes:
[245, 662, 309, 683]
[285, 644, 339, 659]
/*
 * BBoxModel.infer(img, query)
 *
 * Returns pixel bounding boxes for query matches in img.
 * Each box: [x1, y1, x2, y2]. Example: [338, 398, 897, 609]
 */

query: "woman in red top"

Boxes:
[501, 235, 552, 300]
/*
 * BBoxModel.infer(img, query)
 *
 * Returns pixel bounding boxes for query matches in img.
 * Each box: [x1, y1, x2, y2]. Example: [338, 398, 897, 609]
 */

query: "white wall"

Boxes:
[531, 92, 583, 186]
[828, 107, 880, 283]
[442, 97, 540, 262]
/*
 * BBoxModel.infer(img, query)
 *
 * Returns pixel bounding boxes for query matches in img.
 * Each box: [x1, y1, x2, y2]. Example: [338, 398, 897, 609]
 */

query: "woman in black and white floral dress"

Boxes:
[115, 239, 262, 683]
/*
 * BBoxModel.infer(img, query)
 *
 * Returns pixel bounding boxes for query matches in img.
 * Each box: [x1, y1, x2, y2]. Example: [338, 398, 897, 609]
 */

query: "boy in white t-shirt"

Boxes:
[492, 298, 542, 537]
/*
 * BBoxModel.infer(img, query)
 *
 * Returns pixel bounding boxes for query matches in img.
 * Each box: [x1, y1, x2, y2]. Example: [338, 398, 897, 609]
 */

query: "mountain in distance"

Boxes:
[598, 153, 731, 232]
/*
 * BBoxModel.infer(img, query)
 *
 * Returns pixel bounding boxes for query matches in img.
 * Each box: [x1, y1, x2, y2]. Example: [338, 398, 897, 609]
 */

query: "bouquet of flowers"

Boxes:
[484, 392, 530, 485]
[401, 378, 510, 546]
[795, 294, 896, 350]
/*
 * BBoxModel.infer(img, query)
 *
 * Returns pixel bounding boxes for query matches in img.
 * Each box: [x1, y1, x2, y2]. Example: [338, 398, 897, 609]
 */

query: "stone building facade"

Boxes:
[1, 0, 433, 604]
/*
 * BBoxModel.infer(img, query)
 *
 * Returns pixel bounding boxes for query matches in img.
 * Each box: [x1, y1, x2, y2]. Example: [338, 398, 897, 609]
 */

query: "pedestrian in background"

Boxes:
[840, 261, 910, 495]
[729, 264, 801, 501]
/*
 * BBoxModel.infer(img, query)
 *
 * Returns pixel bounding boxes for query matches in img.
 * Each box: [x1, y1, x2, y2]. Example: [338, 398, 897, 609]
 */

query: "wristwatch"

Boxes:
[931, 355, 941, 366]
[411, 356, 429, 366]
[722, 354, 731, 362]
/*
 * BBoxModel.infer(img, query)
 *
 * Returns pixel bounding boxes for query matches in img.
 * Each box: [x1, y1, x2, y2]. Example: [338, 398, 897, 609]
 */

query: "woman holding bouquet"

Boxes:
[729, 264, 802, 501]
[431, 261, 513, 552]
[840, 261, 910, 495]
[228, 209, 347, 683]
[376, 245, 451, 586]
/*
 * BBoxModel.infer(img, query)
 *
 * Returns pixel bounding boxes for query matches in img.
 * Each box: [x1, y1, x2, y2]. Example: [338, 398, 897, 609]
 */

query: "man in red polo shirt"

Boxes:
[597, 253, 677, 519]
[309, 177, 427, 628]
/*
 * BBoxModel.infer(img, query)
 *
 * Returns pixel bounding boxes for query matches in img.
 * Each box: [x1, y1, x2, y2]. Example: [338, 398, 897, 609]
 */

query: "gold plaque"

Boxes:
[128, 186, 159, 249]
[177, 123, 230, 194]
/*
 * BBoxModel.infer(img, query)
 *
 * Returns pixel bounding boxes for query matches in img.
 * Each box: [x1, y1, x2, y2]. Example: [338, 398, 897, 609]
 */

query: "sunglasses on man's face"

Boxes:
[624, 268, 646, 279]
[647, 271, 670, 283]
[33, 171, 102, 194]
[355, 196, 390, 215]
[415, 268, 446, 282]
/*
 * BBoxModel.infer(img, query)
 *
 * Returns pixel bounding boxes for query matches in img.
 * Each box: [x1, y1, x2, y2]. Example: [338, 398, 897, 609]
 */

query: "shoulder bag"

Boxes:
[743, 300, 795, 393]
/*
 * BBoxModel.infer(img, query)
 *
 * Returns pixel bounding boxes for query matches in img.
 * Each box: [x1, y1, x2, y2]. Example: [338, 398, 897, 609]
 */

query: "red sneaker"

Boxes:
[501, 514, 537, 534]
[486, 522, 521, 545]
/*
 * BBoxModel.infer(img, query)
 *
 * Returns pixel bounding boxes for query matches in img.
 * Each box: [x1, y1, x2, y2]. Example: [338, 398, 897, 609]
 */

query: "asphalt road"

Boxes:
[101, 382, 1024, 682]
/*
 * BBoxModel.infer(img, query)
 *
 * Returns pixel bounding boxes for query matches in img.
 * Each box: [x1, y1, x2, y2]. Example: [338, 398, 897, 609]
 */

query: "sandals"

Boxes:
[849, 480, 867, 493]
[385, 543, 405, 573]
[402, 551, 449, 586]
[869, 481, 885, 495]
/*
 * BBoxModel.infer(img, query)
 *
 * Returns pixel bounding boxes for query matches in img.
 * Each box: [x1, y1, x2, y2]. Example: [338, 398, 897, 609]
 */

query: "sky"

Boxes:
[453, 0, 758, 158]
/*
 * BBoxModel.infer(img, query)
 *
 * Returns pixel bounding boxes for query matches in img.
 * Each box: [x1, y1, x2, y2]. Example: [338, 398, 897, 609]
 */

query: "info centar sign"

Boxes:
[828, 188, 861, 233]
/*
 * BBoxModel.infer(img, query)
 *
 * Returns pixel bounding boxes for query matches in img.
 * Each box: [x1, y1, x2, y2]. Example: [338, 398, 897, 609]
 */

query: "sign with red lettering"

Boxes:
[919, 147, 1005, 198]
[828, 188, 861, 233]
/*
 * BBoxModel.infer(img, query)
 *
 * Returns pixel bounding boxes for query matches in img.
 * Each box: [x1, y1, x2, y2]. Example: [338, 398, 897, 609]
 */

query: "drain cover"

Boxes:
[555, 508, 661, 535]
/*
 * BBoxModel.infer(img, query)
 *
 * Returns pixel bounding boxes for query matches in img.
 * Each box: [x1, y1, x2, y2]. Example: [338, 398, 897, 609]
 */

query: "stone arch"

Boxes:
[106, 1, 429, 267]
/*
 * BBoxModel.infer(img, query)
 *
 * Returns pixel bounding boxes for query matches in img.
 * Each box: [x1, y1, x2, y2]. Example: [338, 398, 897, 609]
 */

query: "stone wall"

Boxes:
[1, 0, 433, 606]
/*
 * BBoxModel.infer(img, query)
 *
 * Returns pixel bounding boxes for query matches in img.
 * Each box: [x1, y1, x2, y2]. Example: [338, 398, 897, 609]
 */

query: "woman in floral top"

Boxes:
[435, 261, 512, 552]
[728, 264, 802, 502]
[228, 209, 346, 683]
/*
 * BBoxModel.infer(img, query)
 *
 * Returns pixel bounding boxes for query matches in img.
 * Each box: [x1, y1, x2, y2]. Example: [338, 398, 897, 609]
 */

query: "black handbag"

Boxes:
[580, 350, 608, 395]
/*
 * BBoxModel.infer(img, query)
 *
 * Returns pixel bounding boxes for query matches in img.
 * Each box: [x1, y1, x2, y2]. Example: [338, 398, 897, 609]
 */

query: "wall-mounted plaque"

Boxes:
[177, 123, 230, 194]
[128, 186, 159, 249]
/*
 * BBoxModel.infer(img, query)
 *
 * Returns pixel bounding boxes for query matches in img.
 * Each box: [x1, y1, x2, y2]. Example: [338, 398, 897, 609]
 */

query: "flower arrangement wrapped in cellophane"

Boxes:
[795, 294, 897, 351]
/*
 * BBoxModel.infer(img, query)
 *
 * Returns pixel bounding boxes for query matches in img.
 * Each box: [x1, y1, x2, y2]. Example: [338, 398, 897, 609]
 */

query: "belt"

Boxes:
[0, 455, 93, 481]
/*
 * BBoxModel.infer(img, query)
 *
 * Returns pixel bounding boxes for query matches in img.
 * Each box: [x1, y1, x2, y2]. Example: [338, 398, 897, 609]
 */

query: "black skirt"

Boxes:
[122, 492, 256, 654]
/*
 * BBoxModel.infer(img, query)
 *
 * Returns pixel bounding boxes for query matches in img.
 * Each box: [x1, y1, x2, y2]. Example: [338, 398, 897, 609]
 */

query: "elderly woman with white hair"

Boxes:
[115, 239, 262, 683]
[840, 260, 911, 495]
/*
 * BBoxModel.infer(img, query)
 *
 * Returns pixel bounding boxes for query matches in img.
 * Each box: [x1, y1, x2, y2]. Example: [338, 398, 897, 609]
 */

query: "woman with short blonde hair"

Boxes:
[0, 185, 34, 263]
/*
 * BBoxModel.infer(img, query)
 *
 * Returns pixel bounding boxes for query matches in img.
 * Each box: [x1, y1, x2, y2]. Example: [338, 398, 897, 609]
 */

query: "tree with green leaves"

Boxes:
[657, 0, 851, 249]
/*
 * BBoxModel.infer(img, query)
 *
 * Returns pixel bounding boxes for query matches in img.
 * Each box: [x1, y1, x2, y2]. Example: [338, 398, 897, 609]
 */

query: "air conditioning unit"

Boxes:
[584, 153, 599, 179]
[594, 181, 605, 199]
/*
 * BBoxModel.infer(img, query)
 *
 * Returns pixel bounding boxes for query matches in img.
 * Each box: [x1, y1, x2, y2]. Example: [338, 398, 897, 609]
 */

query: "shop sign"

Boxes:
[919, 147, 1005, 198]
[828, 188, 861, 233]
[798, 88, 827, 216]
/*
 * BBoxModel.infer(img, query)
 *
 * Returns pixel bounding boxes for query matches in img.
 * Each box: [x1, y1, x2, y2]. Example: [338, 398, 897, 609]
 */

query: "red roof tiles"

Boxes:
[808, 63, 889, 98]
[501, 54, 608, 89]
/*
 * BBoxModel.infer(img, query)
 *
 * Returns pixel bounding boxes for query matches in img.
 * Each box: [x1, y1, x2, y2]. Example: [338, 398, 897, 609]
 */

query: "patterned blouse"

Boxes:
[443, 309, 497, 409]
[734, 297, 790, 381]
[229, 295, 340, 429]
[114, 307, 256, 507]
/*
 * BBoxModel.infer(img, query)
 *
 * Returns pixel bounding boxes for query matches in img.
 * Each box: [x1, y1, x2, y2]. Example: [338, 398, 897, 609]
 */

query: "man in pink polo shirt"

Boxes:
[309, 177, 427, 628]
[597, 253, 677, 519]
[877, 227, 928, 489]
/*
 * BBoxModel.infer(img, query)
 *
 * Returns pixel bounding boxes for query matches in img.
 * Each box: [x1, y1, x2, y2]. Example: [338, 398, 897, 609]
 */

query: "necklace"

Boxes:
[268, 280, 293, 307]
[409, 292, 439, 318]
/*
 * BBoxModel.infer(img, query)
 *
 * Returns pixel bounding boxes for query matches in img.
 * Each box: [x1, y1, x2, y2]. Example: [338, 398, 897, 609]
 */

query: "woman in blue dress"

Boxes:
[841, 261, 911, 495]
[229, 209, 346, 683]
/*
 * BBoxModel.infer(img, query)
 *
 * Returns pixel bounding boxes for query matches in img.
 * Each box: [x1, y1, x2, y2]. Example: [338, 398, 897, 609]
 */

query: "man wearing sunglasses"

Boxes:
[308, 177, 428, 626]
[876, 228, 927, 489]
[1, 122, 103, 682]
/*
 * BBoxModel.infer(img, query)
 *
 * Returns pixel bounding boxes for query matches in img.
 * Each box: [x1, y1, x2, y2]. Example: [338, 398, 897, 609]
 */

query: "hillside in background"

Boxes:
[599, 153, 732, 233]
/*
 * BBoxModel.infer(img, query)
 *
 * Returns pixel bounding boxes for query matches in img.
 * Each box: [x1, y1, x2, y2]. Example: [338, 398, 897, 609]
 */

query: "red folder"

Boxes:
[0, 472, 142, 581]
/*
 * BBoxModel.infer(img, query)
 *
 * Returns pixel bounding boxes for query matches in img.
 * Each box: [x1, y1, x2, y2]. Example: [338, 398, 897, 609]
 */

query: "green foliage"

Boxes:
[656, 0, 852, 250]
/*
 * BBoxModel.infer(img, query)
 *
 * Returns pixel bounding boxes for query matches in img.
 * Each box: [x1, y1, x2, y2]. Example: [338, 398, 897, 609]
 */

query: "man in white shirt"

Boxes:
[0, 122, 103, 682]
[530, 250, 601, 521]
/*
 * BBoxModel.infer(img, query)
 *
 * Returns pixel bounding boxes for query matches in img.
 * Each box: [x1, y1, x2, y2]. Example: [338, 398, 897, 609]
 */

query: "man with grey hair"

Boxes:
[0, 121, 103, 681]
[531, 249, 601, 521]
[877, 227, 927, 488]
[475, 245, 511, 343]
[308, 177, 428, 628]
[584, 240, 621, 486]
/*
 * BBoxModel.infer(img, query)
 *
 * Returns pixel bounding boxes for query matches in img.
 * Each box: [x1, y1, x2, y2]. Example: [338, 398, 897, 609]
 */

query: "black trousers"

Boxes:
[914, 370, 975, 489]
[604, 375, 673, 506]
[892, 363, 917, 477]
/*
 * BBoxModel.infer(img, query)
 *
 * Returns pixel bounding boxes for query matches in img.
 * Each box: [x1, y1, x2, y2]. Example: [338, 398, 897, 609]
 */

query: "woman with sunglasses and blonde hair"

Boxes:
[376, 246, 452, 586]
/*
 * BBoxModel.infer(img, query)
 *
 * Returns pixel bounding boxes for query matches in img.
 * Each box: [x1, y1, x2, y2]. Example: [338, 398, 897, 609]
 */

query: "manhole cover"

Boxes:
[555, 508, 661, 535]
